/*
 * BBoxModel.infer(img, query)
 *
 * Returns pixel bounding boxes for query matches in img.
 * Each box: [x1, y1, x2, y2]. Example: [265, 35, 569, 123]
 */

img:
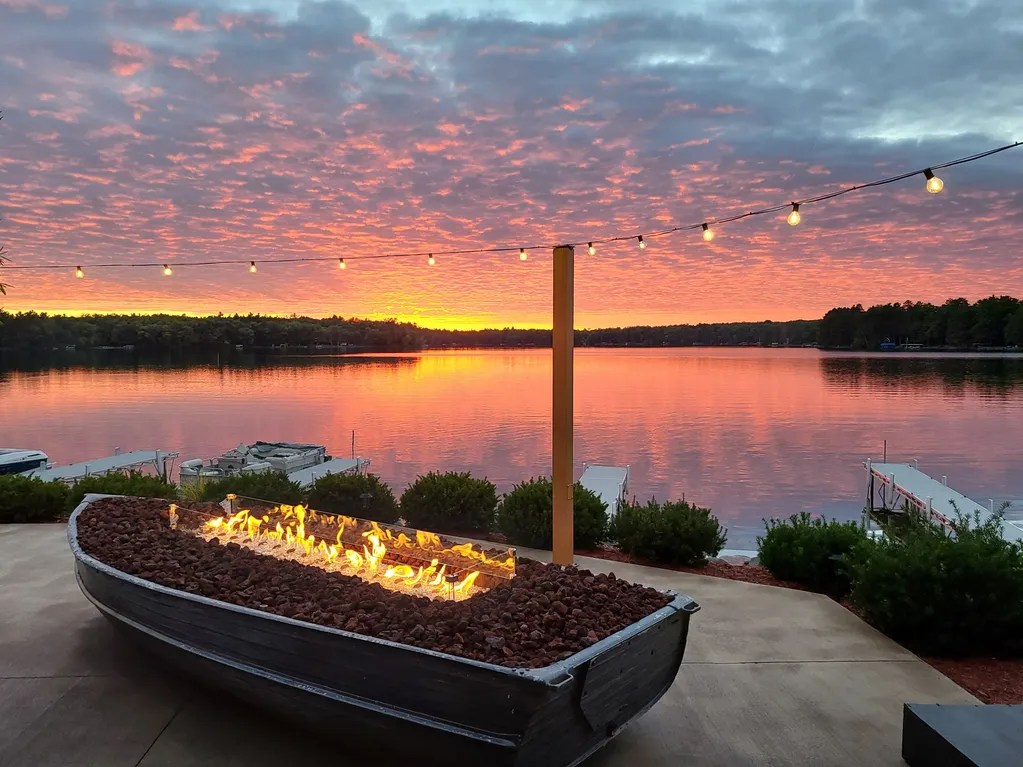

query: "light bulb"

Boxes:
[75, 266, 84, 279]
[428, 254, 435, 266]
[702, 223, 714, 242]
[163, 264, 172, 276]
[519, 248, 527, 261]
[787, 203, 801, 227]
[587, 242, 595, 256]
[339, 258, 346, 270]
[638, 235, 646, 249]
[249, 261, 257, 273]
[924, 168, 943, 194]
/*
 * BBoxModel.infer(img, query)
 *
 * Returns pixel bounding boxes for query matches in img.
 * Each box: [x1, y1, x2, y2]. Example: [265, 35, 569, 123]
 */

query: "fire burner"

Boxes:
[180, 499, 515, 601]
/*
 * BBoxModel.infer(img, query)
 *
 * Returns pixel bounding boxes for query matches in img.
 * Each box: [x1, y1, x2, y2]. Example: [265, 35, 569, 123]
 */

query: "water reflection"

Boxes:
[821, 354, 1023, 395]
[2, 349, 1021, 551]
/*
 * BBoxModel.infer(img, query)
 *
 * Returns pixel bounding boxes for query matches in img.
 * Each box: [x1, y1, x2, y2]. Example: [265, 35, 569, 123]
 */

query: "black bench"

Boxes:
[903, 703, 1023, 766]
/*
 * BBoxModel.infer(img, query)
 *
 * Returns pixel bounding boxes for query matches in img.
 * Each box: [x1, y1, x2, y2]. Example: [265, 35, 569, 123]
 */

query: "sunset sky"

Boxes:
[1, 0, 1021, 329]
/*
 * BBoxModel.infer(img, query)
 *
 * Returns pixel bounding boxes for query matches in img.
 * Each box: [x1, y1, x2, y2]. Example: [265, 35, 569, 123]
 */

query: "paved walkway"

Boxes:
[0, 524, 975, 766]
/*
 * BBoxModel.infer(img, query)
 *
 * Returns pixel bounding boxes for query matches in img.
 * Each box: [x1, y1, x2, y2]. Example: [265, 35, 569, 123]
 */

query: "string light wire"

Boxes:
[1, 141, 1019, 275]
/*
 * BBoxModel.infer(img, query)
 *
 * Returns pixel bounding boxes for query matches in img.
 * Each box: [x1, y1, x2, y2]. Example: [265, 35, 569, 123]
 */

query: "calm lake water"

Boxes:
[3, 348, 1022, 550]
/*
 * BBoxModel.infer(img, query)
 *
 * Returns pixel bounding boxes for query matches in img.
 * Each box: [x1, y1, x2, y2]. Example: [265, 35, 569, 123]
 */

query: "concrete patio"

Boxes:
[0, 523, 976, 766]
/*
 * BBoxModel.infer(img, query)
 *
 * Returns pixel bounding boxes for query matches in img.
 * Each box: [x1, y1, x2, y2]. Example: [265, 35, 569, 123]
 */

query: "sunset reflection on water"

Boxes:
[3, 348, 1022, 549]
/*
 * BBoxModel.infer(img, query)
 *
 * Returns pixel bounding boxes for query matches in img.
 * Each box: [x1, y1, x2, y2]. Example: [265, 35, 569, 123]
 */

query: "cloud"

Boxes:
[0, 0, 1020, 327]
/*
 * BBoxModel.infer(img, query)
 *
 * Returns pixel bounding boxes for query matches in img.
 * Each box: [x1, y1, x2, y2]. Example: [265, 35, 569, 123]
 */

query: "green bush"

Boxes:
[612, 498, 726, 566]
[758, 512, 867, 596]
[496, 477, 608, 550]
[67, 471, 177, 511]
[306, 472, 399, 523]
[400, 471, 497, 533]
[0, 475, 71, 523]
[849, 509, 1023, 656]
[188, 471, 304, 505]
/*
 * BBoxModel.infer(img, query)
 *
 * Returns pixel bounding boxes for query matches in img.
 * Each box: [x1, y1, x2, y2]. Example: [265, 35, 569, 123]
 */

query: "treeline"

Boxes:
[1, 296, 1020, 352]
[0, 312, 422, 351]
[0, 311, 817, 351]
[819, 297, 1023, 349]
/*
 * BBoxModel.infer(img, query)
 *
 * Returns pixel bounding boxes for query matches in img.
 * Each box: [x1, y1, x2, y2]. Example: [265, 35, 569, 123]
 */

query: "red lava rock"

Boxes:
[76, 498, 671, 669]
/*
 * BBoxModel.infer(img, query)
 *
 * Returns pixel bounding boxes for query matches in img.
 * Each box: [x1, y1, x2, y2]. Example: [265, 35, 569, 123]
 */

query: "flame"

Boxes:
[194, 504, 492, 600]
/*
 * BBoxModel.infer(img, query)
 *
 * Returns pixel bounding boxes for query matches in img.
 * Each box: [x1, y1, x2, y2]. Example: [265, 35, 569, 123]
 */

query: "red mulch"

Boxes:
[923, 658, 1023, 704]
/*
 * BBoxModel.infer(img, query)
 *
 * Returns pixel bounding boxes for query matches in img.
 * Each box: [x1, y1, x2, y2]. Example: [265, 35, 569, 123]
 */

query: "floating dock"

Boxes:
[287, 457, 370, 489]
[27, 450, 178, 483]
[579, 464, 630, 517]
[865, 461, 1023, 544]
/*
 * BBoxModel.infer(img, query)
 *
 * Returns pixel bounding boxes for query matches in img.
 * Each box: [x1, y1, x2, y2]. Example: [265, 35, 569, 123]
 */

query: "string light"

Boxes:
[75, 266, 84, 279]
[637, 235, 646, 249]
[519, 248, 527, 261]
[428, 254, 435, 266]
[2, 141, 1017, 278]
[163, 264, 172, 276]
[249, 261, 257, 273]
[787, 203, 801, 227]
[339, 258, 346, 270]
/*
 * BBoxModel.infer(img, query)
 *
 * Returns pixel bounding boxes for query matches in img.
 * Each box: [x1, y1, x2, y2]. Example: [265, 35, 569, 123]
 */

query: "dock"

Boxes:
[26, 450, 178, 483]
[287, 457, 370, 489]
[580, 464, 630, 517]
[865, 461, 1023, 543]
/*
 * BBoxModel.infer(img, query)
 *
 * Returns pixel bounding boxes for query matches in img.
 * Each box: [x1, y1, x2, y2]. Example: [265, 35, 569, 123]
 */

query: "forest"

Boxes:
[818, 296, 1023, 349]
[0, 311, 815, 351]
[0, 296, 1019, 351]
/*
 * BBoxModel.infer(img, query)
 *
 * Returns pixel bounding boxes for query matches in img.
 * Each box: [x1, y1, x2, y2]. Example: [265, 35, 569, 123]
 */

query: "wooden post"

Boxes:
[552, 245, 575, 565]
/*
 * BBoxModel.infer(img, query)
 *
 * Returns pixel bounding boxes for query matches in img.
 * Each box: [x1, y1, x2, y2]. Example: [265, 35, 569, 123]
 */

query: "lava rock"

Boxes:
[76, 497, 672, 669]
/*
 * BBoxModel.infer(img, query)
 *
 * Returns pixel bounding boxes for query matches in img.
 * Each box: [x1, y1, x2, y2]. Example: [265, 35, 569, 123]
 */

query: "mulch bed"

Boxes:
[75, 498, 671, 669]
[922, 658, 1023, 704]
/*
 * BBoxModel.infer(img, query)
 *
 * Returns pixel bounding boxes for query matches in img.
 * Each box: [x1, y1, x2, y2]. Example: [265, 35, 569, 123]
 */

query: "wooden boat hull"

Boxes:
[69, 501, 699, 767]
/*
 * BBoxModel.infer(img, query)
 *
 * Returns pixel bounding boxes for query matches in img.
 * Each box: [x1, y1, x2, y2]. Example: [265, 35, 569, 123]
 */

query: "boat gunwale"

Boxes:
[68, 496, 698, 686]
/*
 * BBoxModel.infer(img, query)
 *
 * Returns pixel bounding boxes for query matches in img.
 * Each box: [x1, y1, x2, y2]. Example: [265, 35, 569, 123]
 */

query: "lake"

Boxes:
[3, 348, 1022, 550]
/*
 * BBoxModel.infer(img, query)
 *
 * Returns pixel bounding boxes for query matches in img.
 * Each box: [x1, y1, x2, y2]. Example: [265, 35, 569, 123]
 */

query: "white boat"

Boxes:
[179, 442, 329, 486]
[0, 449, 50, 476]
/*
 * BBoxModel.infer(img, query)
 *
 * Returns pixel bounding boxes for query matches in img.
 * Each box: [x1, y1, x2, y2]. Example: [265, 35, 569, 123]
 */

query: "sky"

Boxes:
[0, 0, 1021, 329]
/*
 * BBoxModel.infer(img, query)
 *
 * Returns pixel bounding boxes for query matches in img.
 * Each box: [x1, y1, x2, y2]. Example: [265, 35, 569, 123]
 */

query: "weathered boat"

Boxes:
[69, 498, 699, 767]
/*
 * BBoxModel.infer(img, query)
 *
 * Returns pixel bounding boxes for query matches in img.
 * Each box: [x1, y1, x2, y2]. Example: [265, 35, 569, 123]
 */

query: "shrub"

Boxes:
[0, 475, 71, 523]
[849, 508, 1023, 656]
[758, 512, 867, 596]
[400, 471, 497, 533]
[306, 472, 399, 524]
[611, 498, 726, 566]
[189, 471, 304, 505]
[67, 471, 177, 511]
[496, 477, 608, 550]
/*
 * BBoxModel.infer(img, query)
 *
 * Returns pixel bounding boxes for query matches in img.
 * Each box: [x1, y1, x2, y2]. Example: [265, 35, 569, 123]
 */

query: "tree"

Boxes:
[1006, 306, 1023, 347]
[819, 305, 864, 348]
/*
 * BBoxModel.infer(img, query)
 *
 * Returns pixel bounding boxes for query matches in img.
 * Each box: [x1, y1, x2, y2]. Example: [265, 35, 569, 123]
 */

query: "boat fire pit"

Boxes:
[70, 495, 699, 766]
